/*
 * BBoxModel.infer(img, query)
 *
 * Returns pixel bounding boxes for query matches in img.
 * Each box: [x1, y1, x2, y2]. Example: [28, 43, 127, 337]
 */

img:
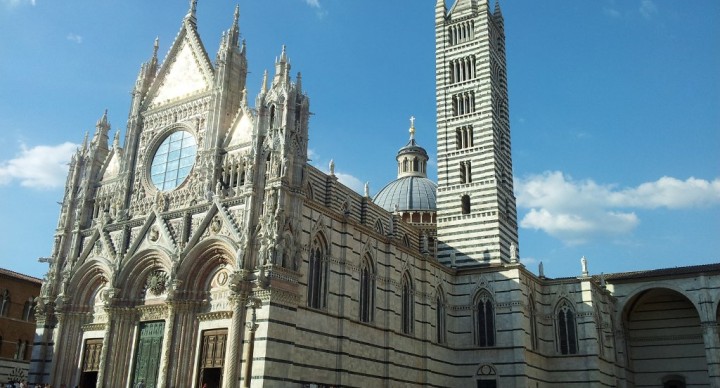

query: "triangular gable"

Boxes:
[101, 148, 121, 181]
[126, 211, 178, 257]
[145, 21, 214, 109]
[183, 200, 241, 256]
[449, 0, 478, 18]
[224, 108, 256, 148]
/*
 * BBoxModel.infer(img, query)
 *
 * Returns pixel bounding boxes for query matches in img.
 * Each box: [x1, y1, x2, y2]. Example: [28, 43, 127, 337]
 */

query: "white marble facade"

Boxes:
[28, 2, 720, 388]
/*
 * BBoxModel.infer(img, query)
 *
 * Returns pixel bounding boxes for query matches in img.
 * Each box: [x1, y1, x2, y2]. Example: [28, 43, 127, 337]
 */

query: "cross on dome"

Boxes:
[409, 116, 416, 139]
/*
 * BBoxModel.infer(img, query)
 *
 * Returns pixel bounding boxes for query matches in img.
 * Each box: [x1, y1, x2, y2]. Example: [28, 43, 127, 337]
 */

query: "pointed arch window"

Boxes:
[269, 105, 277, 128]
[557, 300, 578, 355]
[359, 255, 375, 323]
[476, 291, 496, 347]
[595, 306, 605, 357]
[22, 298, 34, 321]
[307, 235, 328, 309]
[529, 295, 539, 351]
[436, 290, 447, 344]
[0, 289, 10, 317]
[401, 273, 414, 335]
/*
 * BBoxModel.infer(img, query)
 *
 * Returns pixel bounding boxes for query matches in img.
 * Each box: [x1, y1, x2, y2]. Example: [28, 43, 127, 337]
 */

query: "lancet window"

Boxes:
[359, 255, 375, 323]
[459, 161, 472, 184]
[475, 291, 496, 347]
[307, 235, 329, 309]
[401, 273, 414, 335]
[557, 300, 578, 355]
[436, 289, 447, 344]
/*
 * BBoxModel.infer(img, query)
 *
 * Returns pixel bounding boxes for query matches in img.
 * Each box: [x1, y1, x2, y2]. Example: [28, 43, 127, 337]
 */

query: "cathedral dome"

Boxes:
[373, 176, 437, 212]
[372, 117, 437, 212]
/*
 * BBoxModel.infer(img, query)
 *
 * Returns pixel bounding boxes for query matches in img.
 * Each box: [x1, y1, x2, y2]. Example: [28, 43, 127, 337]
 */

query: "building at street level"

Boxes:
[29, 1, 720, 387]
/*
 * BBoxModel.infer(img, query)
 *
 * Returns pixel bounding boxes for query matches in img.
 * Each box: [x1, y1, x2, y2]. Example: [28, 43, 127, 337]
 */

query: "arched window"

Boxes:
[529, 295, 539, 351]
[476, 291, 495, 347]
[461, 195, 471, 215]
[307, 235, 328, 309]
[359, 255, 375, 323]
[22, 298, 34, 321]
[401, 273, 414, 335]
[269, 105, 276, 128]
[557, 300, 578, 354]
[0, 289, 10, 316]
[436, 289, 447, 344]
[374, 219, 385, 235]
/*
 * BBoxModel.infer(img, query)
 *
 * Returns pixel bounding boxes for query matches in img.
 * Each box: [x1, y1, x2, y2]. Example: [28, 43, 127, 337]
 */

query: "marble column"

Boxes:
[223, 293, 247, 388]
[96, 308, 115, 388]
[157, 303, 176, 388]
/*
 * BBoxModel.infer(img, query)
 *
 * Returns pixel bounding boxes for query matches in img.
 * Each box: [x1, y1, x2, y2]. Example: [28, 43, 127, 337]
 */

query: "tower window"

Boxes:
[459, 161, 472, 184]
[461, 195, 471, 215]
[452, 92, 475, 116]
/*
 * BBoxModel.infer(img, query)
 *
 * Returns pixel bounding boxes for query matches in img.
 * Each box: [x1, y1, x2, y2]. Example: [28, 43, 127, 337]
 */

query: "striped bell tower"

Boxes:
[435, 0, 518, 267]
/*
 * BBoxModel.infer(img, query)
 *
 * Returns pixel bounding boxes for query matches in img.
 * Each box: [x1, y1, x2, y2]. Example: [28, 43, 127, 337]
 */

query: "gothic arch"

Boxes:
[473, 289, 496, 347]
[555, 298, 578, 355]
[116, 248, 173, 300]
[66, 259, 112, 309]
[178, 239, 236, 293]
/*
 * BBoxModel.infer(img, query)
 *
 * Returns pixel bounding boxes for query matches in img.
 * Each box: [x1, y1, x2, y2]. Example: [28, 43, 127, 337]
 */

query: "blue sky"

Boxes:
[0, 0, 718, 279]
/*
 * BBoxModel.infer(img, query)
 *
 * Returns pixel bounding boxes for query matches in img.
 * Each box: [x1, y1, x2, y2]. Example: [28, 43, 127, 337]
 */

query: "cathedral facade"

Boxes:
[29, 1, 720, 388]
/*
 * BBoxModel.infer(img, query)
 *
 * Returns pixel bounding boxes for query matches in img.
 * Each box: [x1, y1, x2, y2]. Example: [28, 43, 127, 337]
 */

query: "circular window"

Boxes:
[150, 130, 197, 191]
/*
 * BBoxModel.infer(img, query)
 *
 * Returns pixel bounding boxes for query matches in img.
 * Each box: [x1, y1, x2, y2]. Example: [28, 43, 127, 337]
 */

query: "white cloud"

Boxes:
[0, 142, 77, 189]
[304, 0, 320, 8]
[335, 172, 365, 195]
[515, 171, 720, 244]
[66, 33, 83, 44]
[1, 0, 35, 8]
[639, 0, 658, 19]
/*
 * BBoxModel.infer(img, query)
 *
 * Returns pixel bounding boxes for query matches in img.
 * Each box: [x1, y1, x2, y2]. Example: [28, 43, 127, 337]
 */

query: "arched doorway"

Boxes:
[623, 288, 707, 386]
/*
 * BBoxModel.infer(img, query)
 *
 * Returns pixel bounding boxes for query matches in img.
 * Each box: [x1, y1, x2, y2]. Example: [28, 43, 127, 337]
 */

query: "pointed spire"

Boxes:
[153, 37, 159, 60]
[494, 0, 502, 15]
[296, 72, 302, 94]
[96, 109, 108, 129]
[186, 0, 198, 23]
[82, 131, 89, 151]
[241, 39, 247, 54]
[261, 69, 268, 93]
[279, 45, 288, 63]
[112, 130, 120, 149]
[227, 4, 240, 48]
[273, 46, 291, 86]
